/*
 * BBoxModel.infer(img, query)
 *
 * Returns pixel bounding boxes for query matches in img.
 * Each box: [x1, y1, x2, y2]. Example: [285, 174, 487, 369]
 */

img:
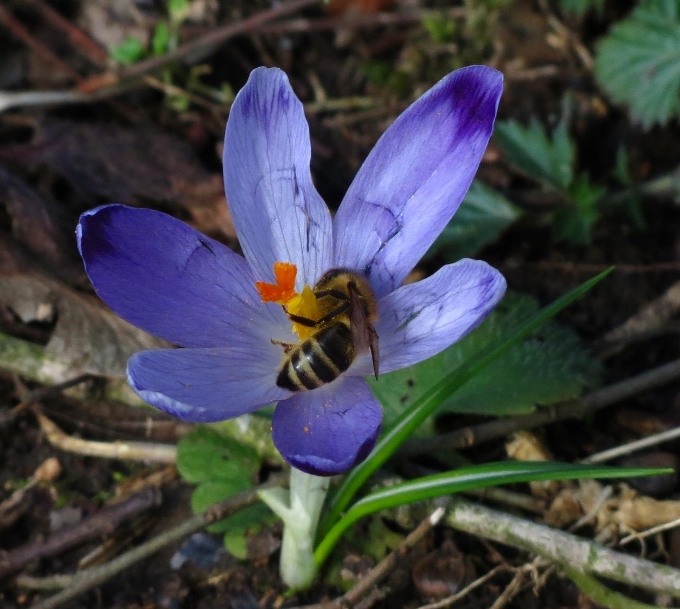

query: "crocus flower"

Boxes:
[77, 66, 506, 476]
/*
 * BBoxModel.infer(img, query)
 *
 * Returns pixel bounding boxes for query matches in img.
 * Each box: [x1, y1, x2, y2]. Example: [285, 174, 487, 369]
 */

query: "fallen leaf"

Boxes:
[0, 164, 77, 276]
[0, 270, 167, 378]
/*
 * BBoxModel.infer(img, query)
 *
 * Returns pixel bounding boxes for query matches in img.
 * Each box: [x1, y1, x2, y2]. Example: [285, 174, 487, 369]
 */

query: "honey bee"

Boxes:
[276, 269, 379, 392]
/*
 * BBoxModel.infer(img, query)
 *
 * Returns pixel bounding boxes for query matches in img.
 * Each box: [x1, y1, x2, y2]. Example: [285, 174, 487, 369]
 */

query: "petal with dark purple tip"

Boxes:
[333, 66, 503, 298]
[352, 259, 506, 376]
[271, 377, 382, 476]
[127, 345, 290, 422]
[224, 67, 332, 288]
[77, 204, 285, 349]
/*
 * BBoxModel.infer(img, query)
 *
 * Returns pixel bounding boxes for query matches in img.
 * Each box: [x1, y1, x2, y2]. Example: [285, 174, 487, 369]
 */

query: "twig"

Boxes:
[29, 473, 287, 609]
[0, 0, 323, 113]
[620, 516, 680, 547]
[398, 358, 680, 458]
[80, 0, 323, 89]
[0, 5, 81, 81]
[37, 414, 177, 463]
[446, 497, 680, 597]
[415, 565, 506, 609]
[581, 425, 680, 464]
[0, 458, 61, 529]
[23, 0, 109, 67]
[296, 508, 446, 609]
[598, 279, 680, 357]
[0, 487, 161, 579]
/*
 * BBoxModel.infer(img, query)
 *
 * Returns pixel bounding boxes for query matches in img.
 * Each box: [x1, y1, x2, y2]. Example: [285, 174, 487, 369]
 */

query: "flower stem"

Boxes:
[259, 468, 330, 589]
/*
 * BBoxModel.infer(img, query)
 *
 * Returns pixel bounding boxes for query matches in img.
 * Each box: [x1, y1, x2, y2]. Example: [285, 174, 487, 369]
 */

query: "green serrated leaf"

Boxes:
[109, 37, 146, 65]
[595, 0, 680, 128]
[427, 181, 523, 261]
[177, 426, 259, 484]
[370, 292, 601, 423]
[495, 118, 574, 190]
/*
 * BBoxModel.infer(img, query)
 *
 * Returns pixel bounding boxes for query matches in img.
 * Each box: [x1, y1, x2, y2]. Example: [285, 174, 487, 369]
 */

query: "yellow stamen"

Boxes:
[256, 262, 321, 341]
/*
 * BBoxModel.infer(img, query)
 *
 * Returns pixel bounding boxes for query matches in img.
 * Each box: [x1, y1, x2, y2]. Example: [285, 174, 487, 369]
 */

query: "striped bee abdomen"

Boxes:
[277, 323, 355, 392]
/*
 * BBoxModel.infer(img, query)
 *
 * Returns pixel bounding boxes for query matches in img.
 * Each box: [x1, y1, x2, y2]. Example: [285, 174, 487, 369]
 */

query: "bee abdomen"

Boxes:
[277, 324, 355, 392]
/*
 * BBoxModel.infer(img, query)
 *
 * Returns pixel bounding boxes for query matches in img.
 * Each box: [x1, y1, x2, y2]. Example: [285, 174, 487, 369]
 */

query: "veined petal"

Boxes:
[334, 66, 503, 297]
[271, 377, 382, 476]
[127, 346, 289, 422]
[352, 259, 506, 375]
[224, 67, 332, 288]
[77, 204, 285, 349]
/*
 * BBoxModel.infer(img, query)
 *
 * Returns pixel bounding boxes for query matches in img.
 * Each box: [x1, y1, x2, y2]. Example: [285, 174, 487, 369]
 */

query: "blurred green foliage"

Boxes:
[595, 0, 680, 128]
[495, 118, 605, 244]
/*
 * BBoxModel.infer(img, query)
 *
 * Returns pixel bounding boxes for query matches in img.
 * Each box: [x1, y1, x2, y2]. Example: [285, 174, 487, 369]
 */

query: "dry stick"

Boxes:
[79, 0, 324, 91]
[415, 565, 506, 609]
[30, 473, 287, 609]
[0, 6, 81, 80]
[23, 0, 109, 66]
[251, 7, 465, 35]
[581, 425, 680, 464]
[295, 507, 446, 609]
[0, 488, 161, 579]
[37, 414, 178, 464]
[0, 0, 322, 113]
[446, 497, 680, 597]
[398, 358, 680, 458]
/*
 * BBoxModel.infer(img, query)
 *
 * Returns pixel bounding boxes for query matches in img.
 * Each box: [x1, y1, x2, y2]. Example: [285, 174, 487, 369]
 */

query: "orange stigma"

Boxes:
[256, 262, 321, 340]
[255, 262, 298, 304]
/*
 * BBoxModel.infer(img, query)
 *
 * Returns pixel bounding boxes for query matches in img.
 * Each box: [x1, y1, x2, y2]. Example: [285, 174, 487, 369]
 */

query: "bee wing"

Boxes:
[349, 285, 380, 380]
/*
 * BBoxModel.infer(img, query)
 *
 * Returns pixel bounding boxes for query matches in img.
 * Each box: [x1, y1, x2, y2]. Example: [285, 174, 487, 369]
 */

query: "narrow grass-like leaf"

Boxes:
[319, 269, 613, 538]
[315, 460, 669, 566]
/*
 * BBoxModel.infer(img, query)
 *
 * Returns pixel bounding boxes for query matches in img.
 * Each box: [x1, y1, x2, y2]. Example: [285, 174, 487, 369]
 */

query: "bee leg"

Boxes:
[284, 310, 319, 327]
[271, 338, 295, 354]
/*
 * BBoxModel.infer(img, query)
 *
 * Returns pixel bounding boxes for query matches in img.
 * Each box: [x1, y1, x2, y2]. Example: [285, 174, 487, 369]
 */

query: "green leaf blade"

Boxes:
[320, 269, 614, 538]
[315, 460, 670, 566]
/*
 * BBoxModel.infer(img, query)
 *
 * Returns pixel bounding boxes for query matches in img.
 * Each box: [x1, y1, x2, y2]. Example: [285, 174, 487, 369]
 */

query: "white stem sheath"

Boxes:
[259, 467, 331, 589]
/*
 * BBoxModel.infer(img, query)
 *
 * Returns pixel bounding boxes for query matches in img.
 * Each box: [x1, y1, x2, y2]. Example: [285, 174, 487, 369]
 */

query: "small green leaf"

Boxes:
[595, 0, 680, 129]
[191, 479, 253, 515]
[176, 426, 259, 484]
[427, 181, 522, 261]
[422, 15, 457, 43]
[554, 175, 606, 244]
[168, 0, 191, 22]
[370, 292, 601, 423]
[109, 37, 146, 65]
[495, 119, 574, 190]
[151, 22, 170, 56]
[222, 504, 276, 558]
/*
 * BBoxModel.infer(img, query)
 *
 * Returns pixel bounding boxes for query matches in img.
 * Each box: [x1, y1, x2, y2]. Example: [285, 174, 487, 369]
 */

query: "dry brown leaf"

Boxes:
[12, 119, 235, 242]
[0, 164, 77, 276]
[0, 272, 166, 379]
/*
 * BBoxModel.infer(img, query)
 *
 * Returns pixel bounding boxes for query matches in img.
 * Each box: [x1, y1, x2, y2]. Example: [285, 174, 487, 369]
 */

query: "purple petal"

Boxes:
[224, 67, 332, 288]
[352, 259, 506, 375]
[77, 204, 286, 349]
[127, 345, 290, 422]
[333, 66, 503, 297]
[271, 377, 382, 476]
